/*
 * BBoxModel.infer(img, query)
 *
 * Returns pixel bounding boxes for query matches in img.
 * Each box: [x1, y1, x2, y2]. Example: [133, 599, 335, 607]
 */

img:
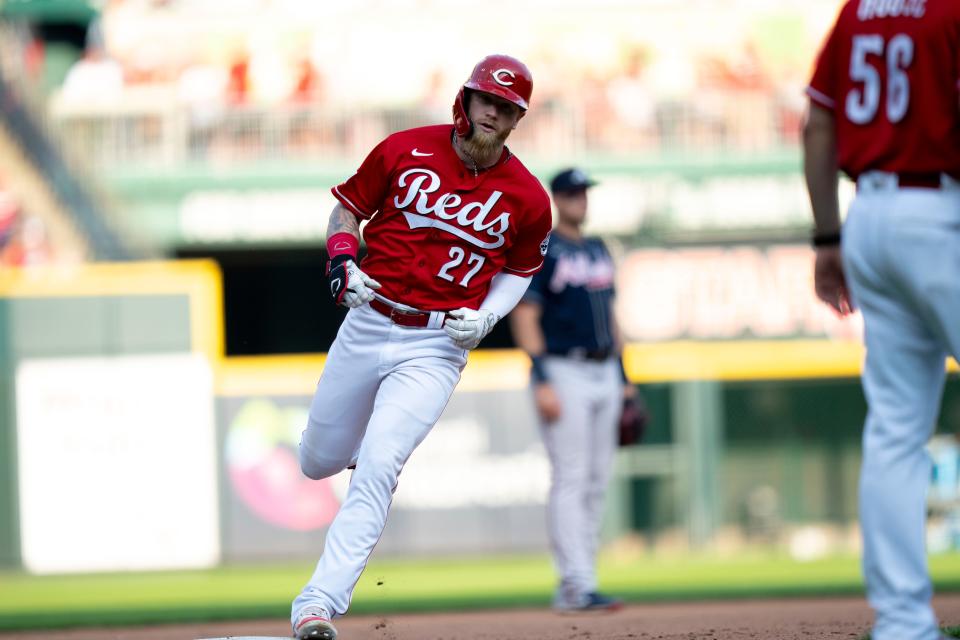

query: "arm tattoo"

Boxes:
[327, 204, 360, 240]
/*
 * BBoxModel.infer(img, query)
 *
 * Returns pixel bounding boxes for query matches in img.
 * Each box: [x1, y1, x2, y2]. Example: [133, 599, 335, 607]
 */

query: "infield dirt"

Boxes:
[3, 594, 960, 639]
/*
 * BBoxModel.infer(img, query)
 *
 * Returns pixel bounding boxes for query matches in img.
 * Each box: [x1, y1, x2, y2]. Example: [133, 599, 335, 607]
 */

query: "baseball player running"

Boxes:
[805, 2, 960, 639]
[290, 54, 552, 640]
[509, 168, 632, 613]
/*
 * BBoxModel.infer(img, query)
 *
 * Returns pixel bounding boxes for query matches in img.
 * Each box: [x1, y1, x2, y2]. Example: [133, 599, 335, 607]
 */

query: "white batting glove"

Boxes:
[443, 307, 500, 349]
[341, 259, 381, 308]
[328, 257, 381, 308]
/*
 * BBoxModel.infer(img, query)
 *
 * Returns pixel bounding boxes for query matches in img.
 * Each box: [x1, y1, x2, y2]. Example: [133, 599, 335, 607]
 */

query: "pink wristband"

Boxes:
[327, 233, 359, 259]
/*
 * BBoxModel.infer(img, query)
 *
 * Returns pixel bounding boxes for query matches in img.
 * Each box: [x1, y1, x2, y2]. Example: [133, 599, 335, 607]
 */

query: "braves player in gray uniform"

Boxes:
[510, 168, 633, 612]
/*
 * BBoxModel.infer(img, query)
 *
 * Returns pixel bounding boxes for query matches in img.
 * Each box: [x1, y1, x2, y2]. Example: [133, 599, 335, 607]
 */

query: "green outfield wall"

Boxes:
[0, 299, 16, 567]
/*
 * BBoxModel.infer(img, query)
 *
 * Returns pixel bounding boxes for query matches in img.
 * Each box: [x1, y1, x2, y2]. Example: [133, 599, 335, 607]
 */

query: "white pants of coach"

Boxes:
[292, 304, 466, 622]
[538, 356, 621, 604]
[844, 172, 960, 640]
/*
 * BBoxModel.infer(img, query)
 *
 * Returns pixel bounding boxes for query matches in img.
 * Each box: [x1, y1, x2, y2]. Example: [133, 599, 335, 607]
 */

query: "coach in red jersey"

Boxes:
[805, 2, 960, 639]
[289, 54, 552, 640]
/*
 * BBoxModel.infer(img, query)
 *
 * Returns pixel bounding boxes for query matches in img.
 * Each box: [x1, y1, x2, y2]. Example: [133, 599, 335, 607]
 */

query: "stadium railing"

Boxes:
[46, 89, 796, 172]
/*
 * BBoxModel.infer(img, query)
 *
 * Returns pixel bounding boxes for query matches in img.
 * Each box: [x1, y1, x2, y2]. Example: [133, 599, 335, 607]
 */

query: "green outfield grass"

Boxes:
[4, 551, 960, 631]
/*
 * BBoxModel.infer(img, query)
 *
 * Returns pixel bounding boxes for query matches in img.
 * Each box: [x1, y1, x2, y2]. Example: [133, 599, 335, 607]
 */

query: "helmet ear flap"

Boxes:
[452, 87, 473, 138]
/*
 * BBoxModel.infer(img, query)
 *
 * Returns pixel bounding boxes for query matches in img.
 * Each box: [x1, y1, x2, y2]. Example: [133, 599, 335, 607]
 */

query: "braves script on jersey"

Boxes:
[525, 234, 617, 355]
[807, 0, 960, 179]
[332, 125, 553, 310]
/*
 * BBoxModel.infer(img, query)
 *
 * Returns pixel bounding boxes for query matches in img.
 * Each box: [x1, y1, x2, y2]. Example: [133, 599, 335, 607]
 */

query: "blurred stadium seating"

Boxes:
[0, 0, 844, 265]
[2, 1, 832, 165]
[0, 17, 134, 261]
[28, 0, 817, 169]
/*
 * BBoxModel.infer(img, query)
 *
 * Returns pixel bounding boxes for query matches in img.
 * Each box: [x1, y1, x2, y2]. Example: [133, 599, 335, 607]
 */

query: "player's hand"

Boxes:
[813, 246, 854, 316]
[443, 307, 500, 349]
[618, 394, 650, 446]
[327, 256, 381, 308]
[534, 383, 562, 423]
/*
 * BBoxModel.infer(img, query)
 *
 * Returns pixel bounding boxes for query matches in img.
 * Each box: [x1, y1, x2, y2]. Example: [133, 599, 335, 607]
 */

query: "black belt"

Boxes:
[858, 172, 946, 191]
[895, 172, 943, 189]
[549, 348, 613, 362]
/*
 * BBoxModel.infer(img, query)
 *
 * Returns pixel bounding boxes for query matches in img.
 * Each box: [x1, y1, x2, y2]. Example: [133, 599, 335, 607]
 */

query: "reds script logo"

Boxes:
[393, 168, 511, 249]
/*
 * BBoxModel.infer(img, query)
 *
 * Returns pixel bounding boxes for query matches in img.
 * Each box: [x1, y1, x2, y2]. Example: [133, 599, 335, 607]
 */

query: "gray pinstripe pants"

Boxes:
[538, 355, 621, 603]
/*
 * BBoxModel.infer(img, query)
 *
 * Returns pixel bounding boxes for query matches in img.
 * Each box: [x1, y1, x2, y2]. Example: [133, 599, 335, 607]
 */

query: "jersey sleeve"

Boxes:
[522, 251, 553, 304]
[503, 202, 553, 276]
[331, 138, 392, 219]
[806, 19, 841, 110]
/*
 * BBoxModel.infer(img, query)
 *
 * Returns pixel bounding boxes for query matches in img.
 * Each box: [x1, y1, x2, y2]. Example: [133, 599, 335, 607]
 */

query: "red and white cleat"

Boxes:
[293, 606, 337, 640]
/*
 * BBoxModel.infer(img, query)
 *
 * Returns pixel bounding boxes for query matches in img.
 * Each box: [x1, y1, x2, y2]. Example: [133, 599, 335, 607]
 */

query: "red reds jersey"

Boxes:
[807, 0, 960, 179]
[332, 125, 553, 311]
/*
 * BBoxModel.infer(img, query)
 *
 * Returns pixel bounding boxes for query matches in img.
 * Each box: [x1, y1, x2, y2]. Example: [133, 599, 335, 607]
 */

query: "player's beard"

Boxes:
[462, 123, 510, 166]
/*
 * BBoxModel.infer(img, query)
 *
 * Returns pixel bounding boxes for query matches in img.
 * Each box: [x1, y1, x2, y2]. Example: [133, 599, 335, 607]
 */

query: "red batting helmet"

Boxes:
[453, 54, 533, 137]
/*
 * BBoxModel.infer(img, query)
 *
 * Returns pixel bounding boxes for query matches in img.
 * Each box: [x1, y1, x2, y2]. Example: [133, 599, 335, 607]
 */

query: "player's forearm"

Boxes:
[803, 104, 841, 235]
[510, 301, 552, 384]
[508, 301, 546, 356]
[479, 272, 532, 319]
[327, 203, 361, 242]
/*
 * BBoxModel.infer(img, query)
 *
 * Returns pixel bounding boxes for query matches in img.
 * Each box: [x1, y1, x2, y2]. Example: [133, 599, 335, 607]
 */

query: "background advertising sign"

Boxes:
[16, 354, 220, 574]
[218, 389, 550, 561]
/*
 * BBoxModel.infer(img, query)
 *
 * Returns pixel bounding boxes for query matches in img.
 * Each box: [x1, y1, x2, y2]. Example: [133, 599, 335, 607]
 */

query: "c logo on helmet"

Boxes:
[492, 69, 515, 86]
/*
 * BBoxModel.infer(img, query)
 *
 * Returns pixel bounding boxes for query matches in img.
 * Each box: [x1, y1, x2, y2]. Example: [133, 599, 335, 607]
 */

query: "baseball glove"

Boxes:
[618, 395, 649, 447]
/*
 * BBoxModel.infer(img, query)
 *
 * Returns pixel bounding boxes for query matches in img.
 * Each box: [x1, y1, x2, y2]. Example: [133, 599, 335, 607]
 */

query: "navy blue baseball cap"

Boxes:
[549, 167, 597, 194]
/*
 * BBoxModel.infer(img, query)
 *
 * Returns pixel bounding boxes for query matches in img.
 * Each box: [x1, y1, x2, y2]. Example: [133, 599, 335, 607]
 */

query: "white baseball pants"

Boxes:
[538, 356, 621, 604]
[292, 304, 466, 621]
[844, 172, 960, 640]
